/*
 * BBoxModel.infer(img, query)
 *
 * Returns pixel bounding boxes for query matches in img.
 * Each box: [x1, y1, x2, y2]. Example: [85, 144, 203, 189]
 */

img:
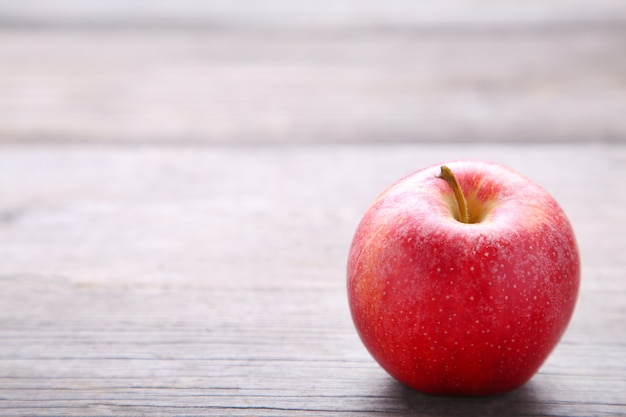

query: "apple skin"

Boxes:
[347, 160, 580, 396]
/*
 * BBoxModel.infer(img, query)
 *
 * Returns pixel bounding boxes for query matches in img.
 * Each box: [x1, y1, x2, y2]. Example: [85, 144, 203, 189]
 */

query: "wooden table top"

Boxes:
[1, 143, 625, 415]
[1, 2, 625, 415]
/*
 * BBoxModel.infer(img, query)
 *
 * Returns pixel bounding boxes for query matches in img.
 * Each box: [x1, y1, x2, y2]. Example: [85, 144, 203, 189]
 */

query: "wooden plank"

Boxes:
[0, 28, 624, 144]
[0, 143, 624, 415]
[1, 0, 625, 30]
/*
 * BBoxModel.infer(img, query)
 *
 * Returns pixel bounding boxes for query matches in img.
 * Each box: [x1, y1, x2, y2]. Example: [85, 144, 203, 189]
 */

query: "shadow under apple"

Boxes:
[382, 378, 548, 417]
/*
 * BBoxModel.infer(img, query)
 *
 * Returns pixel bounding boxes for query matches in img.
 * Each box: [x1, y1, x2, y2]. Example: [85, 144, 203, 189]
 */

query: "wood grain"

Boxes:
[2, 0, 626, 30]
[1, 143, 625, 415]
[0, 26, 624, 145]
[1, 3, 624, 413]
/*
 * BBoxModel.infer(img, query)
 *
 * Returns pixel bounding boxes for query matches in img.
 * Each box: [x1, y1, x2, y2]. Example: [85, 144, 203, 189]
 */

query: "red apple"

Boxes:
[347, 160, 580, 396]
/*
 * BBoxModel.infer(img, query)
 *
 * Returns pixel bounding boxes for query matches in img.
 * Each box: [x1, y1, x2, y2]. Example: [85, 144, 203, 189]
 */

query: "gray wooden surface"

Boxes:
[1, 1, 626, 415]
[0, 1, 625, 144]
[1, 144, 625, 415]
[2, 0, 626, 28]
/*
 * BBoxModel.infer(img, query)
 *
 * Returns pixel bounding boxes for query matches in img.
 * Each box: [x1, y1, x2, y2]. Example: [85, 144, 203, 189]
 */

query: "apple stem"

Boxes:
[437, 165, 470, 224]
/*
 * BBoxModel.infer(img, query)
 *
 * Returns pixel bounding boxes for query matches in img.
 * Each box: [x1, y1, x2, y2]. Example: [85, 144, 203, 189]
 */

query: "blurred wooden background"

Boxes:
[0, 0, 624, 144]
[1, 1, 625, 416]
